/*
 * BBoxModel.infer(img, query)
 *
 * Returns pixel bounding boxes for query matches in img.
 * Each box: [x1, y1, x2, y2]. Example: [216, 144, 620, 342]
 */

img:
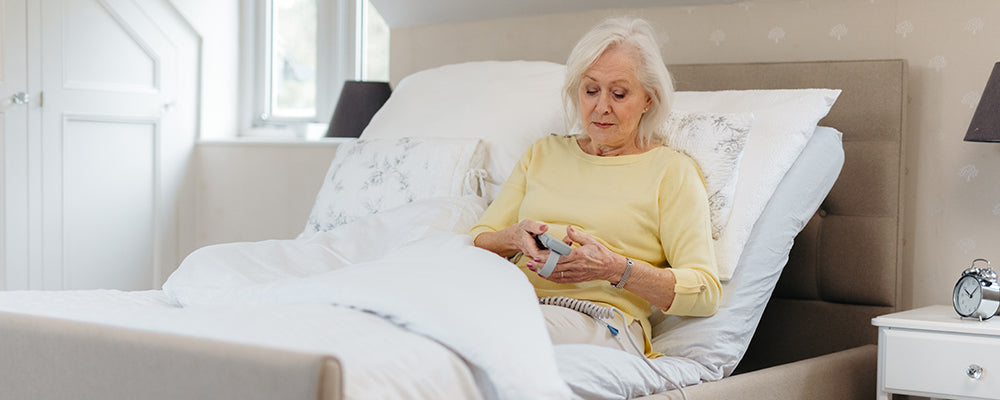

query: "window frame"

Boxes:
[241, 0, 360, 137]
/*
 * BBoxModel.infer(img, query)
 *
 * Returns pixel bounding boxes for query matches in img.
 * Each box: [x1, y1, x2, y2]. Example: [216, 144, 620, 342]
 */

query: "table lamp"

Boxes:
[325, 81, 392, 138]
[965, 62, 1000, 142]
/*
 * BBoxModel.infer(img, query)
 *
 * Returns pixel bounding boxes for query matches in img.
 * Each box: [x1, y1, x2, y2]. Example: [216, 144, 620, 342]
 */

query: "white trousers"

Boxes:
[540, 304, 645, 356]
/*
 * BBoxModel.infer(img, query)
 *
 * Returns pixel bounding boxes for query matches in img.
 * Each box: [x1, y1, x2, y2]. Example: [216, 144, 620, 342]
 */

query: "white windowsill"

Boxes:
[199, 122, 358, 147]
[198, 136, 353, 147]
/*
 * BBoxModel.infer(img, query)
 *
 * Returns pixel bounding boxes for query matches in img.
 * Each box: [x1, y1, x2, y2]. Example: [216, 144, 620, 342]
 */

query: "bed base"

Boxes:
[0, 311, 341, 400]
[648, 345, 876, 400]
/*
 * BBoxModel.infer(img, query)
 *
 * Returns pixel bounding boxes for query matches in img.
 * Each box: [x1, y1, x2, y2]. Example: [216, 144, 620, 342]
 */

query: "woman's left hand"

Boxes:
[535, 226, 622, 284]
[532, 226, 682, 312]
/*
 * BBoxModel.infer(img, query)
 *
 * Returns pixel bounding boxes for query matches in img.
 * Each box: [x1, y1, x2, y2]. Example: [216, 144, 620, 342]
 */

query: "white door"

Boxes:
[3, 0, 198, 290]
[1, 0, 31, 291]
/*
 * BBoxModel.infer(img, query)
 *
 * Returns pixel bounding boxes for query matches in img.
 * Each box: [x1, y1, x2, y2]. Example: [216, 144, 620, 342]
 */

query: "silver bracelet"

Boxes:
[614, 257, 633, 289]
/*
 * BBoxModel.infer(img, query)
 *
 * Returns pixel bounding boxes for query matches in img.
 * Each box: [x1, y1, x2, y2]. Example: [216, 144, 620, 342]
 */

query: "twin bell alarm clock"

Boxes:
[953, 258, 1000, 320]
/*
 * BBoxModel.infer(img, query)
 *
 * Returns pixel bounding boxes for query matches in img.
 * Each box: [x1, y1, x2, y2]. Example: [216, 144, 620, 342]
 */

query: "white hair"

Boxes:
[562, 17, 674, 147]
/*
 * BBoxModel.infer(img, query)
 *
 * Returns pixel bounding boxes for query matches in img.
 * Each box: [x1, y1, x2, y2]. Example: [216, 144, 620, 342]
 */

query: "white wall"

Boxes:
[194, 141, 340, 246]
[387, 0, 1000, 309]
[170, 0, 241, 139]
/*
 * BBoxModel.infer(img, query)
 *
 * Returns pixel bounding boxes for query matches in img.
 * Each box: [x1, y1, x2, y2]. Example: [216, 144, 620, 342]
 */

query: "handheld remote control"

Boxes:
[533, 233, 571, 278]
[534, 233, 572, 256]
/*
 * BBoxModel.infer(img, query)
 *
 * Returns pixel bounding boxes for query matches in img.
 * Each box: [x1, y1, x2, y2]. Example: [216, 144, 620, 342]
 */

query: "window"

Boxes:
[265, 0, 318, 120]
[248, 0, 389, 137]
[361, 1, 389, 82]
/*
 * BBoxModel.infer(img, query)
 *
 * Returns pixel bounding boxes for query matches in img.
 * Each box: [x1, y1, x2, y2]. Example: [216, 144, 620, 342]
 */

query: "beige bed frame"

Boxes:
[0, 59, 906, 400]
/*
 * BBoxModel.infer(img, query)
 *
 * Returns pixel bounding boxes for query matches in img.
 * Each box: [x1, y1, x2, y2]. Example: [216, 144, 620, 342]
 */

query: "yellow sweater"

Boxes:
[469, 135, 721, 353]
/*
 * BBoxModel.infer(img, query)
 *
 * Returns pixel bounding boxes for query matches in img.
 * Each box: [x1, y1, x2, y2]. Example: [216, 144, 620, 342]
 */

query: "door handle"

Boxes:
[11, 92, 30, 105]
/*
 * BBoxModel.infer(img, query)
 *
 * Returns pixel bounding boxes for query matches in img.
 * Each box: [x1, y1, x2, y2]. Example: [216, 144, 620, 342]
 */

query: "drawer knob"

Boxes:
[967, 364, 984, 380]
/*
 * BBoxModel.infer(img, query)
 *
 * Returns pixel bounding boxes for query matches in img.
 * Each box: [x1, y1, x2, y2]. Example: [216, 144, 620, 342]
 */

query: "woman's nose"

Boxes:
[597, 93, 612, 114]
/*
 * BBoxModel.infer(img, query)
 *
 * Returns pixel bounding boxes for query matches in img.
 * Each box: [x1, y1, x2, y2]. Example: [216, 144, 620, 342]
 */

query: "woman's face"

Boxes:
[578, 45, 651, 147]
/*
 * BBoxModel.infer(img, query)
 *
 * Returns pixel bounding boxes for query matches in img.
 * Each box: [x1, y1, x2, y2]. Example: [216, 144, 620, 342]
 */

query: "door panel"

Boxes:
[62, 118, 155, 290]
[63, 0, 156, 93]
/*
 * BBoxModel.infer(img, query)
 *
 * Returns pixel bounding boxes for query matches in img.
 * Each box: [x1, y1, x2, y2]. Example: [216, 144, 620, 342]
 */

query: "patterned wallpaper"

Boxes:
[391, 0, 1000, 308]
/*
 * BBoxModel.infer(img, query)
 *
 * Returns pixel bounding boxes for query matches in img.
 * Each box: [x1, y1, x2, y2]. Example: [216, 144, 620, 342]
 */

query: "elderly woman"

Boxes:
[470, 17, 721, 357]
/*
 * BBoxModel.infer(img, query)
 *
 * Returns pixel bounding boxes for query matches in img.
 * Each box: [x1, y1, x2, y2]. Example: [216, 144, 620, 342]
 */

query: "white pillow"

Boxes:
[300, 137, 486, 237]
[674, 89, 841, 281]
[663, 111, 753, 240]
[360, 61, 568, 200]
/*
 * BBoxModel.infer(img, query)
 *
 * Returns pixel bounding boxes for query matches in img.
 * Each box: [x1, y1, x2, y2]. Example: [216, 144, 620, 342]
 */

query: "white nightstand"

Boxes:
[872, 305, 1000, 400]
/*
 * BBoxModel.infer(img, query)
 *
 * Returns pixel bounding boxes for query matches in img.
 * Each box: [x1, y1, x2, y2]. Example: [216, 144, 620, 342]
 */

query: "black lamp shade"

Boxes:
[965, 62, 1000, 142]
[326, 81, 392, 138]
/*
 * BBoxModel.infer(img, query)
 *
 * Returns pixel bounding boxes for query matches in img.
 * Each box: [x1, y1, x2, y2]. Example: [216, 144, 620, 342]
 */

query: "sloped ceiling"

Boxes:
[370, 0, 744, 28]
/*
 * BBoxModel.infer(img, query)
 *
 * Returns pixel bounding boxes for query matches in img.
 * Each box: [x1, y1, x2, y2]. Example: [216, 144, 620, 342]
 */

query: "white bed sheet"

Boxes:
[0, 289, 483, 400]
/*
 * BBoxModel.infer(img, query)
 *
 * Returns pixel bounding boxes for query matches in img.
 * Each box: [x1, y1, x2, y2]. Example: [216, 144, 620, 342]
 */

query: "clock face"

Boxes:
[954, 275, 983, 317]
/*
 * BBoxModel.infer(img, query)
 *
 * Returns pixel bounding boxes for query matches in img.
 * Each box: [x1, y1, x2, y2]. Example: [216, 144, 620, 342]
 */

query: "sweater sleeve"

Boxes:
[468, 145, 533, 240]
[658, 156, 722, 317]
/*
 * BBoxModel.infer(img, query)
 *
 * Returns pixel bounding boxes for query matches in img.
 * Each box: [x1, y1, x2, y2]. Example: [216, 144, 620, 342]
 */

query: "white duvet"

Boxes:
[162, 196, 572, 400]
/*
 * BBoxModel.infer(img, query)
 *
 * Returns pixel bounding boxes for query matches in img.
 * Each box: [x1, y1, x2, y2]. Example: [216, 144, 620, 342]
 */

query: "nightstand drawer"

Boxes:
[884, 328, 1000, 399]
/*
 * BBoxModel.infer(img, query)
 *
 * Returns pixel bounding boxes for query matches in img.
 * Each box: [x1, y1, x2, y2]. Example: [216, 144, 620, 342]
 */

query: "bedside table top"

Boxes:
[872, 305, 1000, 336]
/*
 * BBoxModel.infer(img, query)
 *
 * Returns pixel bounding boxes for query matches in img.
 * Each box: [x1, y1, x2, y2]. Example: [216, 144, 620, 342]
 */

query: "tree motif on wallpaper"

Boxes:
[965, 17, 984, 35]
[929, 201, 945, 217]
[829, 24, 848, 40]
[709, 29, 726, 46]
[958, 238, 976, 255]
[929, 55, 948, 71]
[768, 27, 786, 43]
[895, 21, 914, 38]
[993, 204, 1000, 217]
[736, 2, 752, 11]
[959, 164, 979, 182]
[962, 91, 980, 109]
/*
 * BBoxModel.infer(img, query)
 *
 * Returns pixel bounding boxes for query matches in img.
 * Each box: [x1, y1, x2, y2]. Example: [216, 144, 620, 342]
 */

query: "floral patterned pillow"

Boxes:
[663, 111, 754, 239]
[300, 137, 487, 237]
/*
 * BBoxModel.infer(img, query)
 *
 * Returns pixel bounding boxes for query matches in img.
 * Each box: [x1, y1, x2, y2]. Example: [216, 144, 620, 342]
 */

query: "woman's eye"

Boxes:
[585, 89, 598, 95]
[613, 92, 626, 99]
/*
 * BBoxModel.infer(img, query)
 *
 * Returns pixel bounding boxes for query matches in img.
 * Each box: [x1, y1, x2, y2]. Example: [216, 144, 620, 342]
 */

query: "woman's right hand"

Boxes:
[473, 219, 550, 261]
[508, 219, 551, 262]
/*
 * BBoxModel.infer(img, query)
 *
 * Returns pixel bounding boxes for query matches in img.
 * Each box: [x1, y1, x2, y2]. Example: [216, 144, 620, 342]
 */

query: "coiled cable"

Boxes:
[539, 296, 615, 319]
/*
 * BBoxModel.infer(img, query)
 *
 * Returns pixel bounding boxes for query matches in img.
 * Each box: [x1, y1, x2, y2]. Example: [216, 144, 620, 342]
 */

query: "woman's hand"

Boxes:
[507, 219, 553, 262]
[535, 226, 680, 311]
[531, 226, 620, 283]
[474, 219, 551, 261]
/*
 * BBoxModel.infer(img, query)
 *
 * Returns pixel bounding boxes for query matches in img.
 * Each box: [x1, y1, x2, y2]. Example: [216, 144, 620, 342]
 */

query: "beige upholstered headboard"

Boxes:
[668, 60, 907, 373]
